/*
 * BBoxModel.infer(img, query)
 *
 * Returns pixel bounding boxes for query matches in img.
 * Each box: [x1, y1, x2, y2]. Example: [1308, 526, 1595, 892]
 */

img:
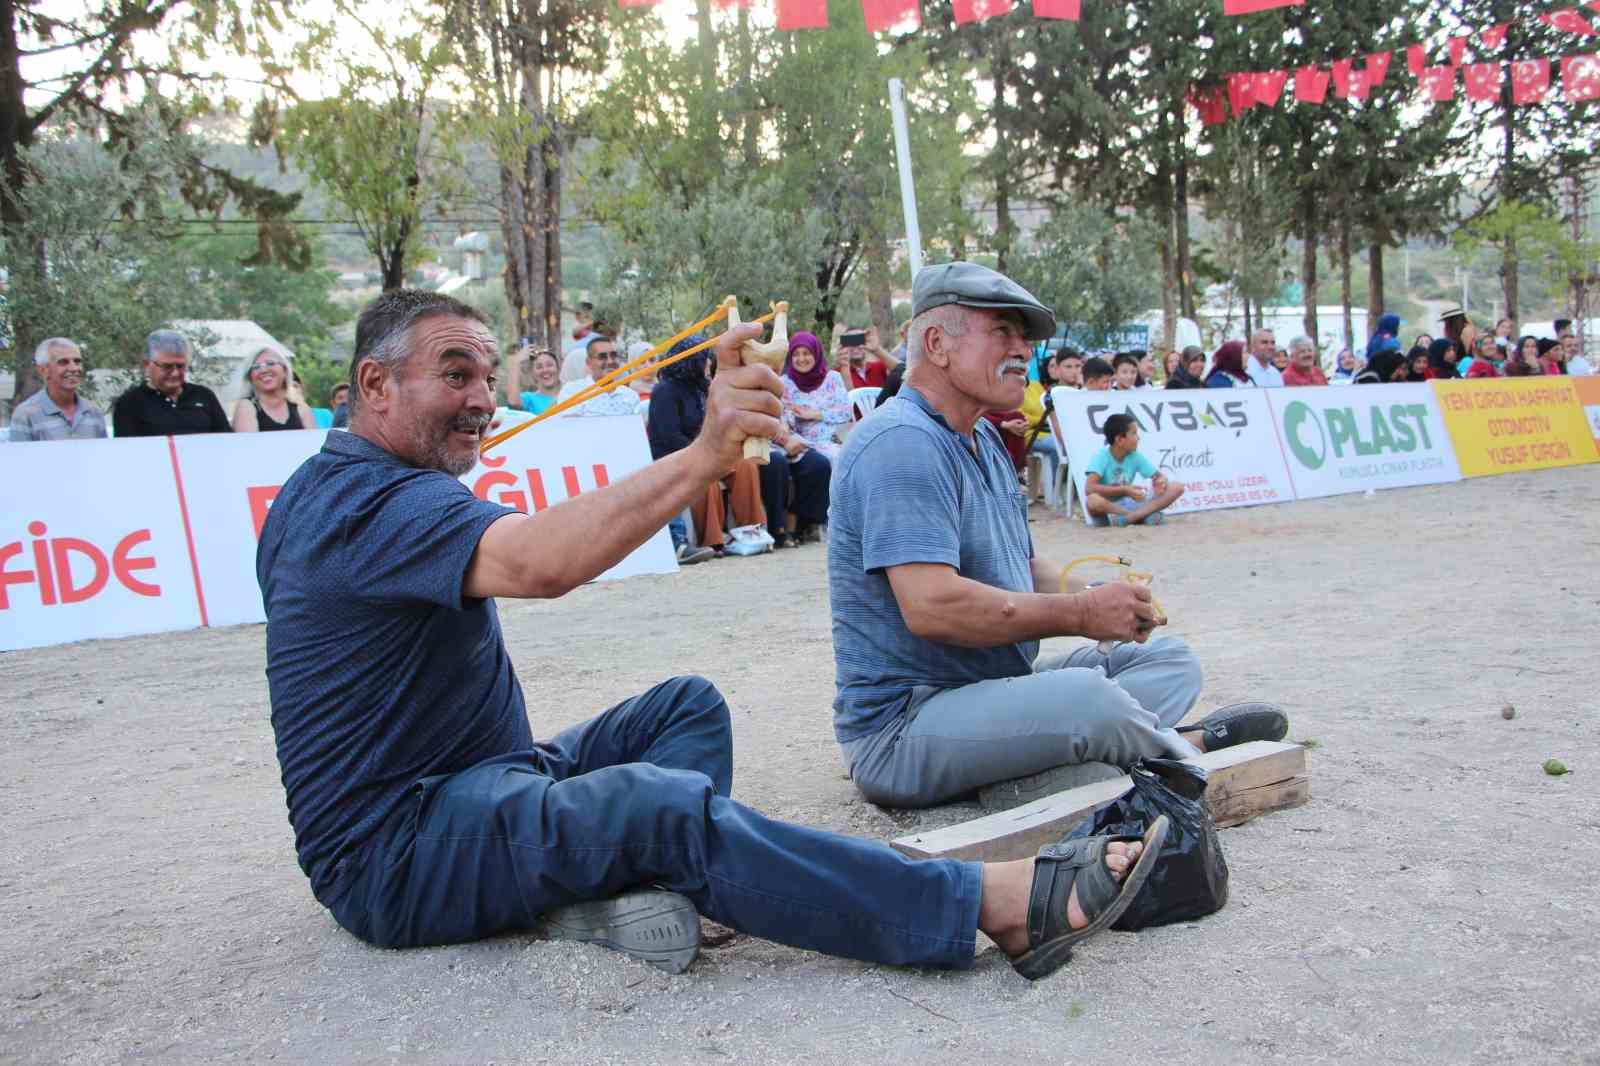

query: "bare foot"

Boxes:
[978, 839, 1144, 958]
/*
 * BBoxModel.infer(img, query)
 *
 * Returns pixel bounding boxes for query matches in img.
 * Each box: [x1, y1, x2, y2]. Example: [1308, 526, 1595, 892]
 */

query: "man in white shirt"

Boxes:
[556, 335, 642, 416]
[1559, 328, 1593, 376]
[1246, 329, 1284, 388]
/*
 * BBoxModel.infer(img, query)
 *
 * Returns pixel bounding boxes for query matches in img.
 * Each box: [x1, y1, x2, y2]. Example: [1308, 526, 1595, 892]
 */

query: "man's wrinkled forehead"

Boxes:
[414, 315, 500, 365]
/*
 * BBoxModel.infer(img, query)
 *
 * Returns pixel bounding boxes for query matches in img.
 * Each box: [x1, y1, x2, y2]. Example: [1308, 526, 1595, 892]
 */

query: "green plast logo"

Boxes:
[1283, 401, 1436, 470]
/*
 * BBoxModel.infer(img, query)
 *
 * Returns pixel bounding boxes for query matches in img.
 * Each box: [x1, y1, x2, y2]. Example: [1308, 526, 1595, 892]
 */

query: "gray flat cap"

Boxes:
[912, 262, 1057, 341]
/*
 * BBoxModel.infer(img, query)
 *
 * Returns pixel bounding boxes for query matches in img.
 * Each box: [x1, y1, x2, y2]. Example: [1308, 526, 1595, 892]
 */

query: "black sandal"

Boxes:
[1010, 815, 1169, 981]
[1179, 702, 1288, 752]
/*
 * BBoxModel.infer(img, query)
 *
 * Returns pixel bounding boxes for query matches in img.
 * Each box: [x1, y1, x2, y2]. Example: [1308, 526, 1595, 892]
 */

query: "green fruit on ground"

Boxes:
[1543, 759, 1569, 776]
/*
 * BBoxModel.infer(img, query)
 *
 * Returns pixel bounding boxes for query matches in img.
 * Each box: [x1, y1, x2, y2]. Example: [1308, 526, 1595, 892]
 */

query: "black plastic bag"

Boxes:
[1065, 756, 1228, 931]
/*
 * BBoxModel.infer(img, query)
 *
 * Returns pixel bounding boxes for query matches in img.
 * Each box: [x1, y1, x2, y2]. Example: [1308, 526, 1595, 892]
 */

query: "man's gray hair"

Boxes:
[34, 337, 79, 366]
[145, 329, 191, 362]
[347, 288, 490, 413]
[906, 305, 971, 366]
[1289, 335, 1316, 353]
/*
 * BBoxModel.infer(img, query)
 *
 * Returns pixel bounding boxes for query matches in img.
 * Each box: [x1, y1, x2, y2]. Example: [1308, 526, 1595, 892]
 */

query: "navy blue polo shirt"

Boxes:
[827, 385, 1036, 743]
[257, 431, 530, 903]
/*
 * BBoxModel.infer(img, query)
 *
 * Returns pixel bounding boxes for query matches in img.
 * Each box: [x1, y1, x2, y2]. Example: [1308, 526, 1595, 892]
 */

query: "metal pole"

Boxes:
[888, 78, 924, 280]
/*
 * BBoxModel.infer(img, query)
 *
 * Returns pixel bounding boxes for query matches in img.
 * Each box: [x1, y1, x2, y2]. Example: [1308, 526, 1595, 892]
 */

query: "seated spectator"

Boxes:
[233, 348, 317, 432]
[1504, 336, 1542, 377]
[1493, 317, 1515, 352]
[1425, 338, 1461, 380]
[506, 347, 563, 414]
[780, 331, 852, 460]
[1537, 337, 1566, 376]
[645, 334, 765, 552]
[1055, 348, 1084, 388]
[556, 336, 641, 417]
[329, 383, 351, 428]
[1558, 326, 1592, 376]
[1330, 349, 1361, 384]
[833, 324, 900, 389]
[874, 362, 905, 407]
[627, 341, 657, 398]
[1111, 353, 1142, 390]
[1205, 342, 1250, 388]
[1461, 335, 1503, 379]
[1405, 346, 1431, 382]
[9, 337, 107, 441]
[1354, 349, 1408, 384]
[1020, 349, 1062, 491]
[1085, 414, 1185, 527]
[1081, 356, 1114, 391]
[113, 329, 231, 436]
[1165, 346, 1207, 390]
[563, 309, 617, 383]
[1281, 336, 1328, 387]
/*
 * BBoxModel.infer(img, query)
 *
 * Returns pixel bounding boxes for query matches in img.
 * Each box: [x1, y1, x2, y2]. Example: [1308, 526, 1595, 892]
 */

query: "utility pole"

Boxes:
[888, 78, 924, 281]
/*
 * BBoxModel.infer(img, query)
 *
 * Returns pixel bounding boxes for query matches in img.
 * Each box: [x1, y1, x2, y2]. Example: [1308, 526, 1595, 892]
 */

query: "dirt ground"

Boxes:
[4, 466, 1598, 1065]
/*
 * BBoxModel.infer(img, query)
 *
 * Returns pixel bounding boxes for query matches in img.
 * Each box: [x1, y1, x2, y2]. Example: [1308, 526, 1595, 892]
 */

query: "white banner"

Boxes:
[0, 437, 203, 649]
[1052, 387, 1295, 524]
[1266, 384, 1461, 499]
[1, 415, 675, 651]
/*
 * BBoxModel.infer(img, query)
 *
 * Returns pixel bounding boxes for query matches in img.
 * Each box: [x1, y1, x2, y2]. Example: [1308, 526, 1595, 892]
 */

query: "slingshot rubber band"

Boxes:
[1059, 554, 1168, 654]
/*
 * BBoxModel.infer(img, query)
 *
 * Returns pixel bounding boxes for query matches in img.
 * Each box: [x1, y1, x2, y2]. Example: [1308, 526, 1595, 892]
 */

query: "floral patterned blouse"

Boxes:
[781, 370, 853, 460]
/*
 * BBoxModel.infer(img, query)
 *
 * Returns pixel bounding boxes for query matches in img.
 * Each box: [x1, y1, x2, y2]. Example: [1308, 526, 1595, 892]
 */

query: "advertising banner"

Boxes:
[1266, 383, 1461, 499]
[1576, 376, 1600, 452]
[1432, 378, 1599, 478]
[0, 437, 203, 650]
[2, 415, 676, 651]
[1052, 387, 1295, 523]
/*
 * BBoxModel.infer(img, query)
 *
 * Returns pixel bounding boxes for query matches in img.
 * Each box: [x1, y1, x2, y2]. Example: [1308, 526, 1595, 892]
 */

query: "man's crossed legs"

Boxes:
[325, 675, 1162, 979]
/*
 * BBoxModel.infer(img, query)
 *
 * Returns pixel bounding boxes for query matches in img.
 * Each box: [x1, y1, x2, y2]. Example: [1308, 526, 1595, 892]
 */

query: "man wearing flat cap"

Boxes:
[827, 262, 1286, 811]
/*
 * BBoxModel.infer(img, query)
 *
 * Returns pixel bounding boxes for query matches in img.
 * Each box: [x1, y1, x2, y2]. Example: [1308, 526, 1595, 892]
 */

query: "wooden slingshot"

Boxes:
[724, 296, 790, 464]
[1058, 554, 1169, 654]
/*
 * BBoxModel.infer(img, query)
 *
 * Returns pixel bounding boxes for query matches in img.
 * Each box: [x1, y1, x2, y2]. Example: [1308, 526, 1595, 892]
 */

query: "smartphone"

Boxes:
[840, 330, 868, 348]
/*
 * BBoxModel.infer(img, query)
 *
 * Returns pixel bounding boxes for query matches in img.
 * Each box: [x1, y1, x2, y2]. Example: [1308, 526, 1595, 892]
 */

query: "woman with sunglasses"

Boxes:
[232, 348, 315, 432]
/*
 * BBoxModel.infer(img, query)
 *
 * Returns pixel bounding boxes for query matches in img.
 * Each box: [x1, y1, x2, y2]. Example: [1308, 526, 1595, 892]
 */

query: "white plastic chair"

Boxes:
[848, 387, 881, 420]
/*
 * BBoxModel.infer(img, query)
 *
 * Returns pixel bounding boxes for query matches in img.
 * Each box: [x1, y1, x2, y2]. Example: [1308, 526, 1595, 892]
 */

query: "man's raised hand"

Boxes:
[1077, 581, 1159, 644]
[689, 323, 784, 476]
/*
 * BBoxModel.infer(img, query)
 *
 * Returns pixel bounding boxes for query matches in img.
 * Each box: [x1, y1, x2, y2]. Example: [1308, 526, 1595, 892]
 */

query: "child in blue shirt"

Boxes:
[1084, 413, 1186, 526]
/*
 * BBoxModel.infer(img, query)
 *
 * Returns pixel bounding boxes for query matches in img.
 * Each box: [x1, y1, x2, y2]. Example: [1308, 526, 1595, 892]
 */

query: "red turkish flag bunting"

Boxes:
[1464, 62, 1503, 102]
[1512, 58, 1551, 104]
[616, 0, 660, 8]
[1408, 45, 1427, 77]
[953, 0, 1013, 24]
[1331, 58, 1355, 97]
[1365, 51, 1392, 88]
[1228, 73, 1258, 113]
[1481, 24, 1509, 50]
[1222, 0, 1303, 13]
[1419, 65, 1456, 101]
[776, 0, 828, 28]
[1564, 53, 1600, 100]
[1294, 65, 1331, 103]
[1251, 70, 1289, 106]
[862, 0, 920, 32]
[1540, 9, 1600, 36]
[1448, 36, 1469, 65]
[1189, 85, 1229, 125]
[1033, 0, 1080, 20]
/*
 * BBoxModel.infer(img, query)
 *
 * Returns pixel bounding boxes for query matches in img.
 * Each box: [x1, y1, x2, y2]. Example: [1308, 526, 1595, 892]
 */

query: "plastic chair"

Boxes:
[847, 387, 881, 420]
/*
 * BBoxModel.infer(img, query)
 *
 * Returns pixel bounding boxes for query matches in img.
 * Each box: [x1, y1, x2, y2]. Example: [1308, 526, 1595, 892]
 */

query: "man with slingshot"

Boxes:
[258, 288, 1164, 980]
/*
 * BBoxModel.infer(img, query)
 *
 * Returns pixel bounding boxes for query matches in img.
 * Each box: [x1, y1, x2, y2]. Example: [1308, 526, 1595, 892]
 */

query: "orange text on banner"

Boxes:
[1432, 378, 1599, 477]
[1575, 376, 1600, 452]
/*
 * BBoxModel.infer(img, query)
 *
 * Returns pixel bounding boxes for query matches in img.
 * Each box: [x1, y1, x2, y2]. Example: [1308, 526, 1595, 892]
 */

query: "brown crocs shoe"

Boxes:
[1010, 815, 1169, 981]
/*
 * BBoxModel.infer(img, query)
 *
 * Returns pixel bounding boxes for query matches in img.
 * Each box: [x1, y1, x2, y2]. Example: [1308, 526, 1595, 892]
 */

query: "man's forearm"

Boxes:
[894, 568, 1090, 648]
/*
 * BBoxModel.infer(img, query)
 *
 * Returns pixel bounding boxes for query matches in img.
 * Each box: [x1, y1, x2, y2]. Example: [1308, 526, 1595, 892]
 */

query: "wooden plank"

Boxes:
[890, 740, 1307, 863]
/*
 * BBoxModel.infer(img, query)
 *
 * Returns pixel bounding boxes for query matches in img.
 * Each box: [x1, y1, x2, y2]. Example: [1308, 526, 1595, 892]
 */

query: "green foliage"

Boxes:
[1008, 204, 1163, 348]
[1455, 201, 1600, 293]
[173, 230, 349, 359]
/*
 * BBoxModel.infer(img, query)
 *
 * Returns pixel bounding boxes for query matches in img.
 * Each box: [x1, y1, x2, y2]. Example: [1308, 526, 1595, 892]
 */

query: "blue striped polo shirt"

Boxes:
[827, 384, 1036, 743]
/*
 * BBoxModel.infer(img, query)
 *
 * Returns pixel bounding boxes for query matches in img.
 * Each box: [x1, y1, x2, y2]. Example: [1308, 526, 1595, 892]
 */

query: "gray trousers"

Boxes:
[840, 637, 1204, 809]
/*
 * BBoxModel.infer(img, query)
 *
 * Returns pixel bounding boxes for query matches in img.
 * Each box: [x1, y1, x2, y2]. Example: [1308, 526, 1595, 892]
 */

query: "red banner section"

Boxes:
[861, 0, 920, 32]
[1223, 0, 1303, 14]
[1032, 0, 1080, 20]
[953, 0, 1014, 24]
[777, 0, 829, 29]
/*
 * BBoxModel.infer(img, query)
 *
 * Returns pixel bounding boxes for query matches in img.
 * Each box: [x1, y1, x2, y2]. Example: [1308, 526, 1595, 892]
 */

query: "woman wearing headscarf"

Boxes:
[780, 330, 852, 461]
[1205, 341, 1251, 387]
[1330, 349, 1361, 384]
[1537, 338, 1567, 375]
[646, 333, 765, 553]
[1165, 345, 1207, 389]
[1355, 348, 1409, 385]
[1367, 313, 1401, 356]
[1504, 336, 1542, 377]
[1404, 346, 1431, 382]
[1425, 338, 1461, 380]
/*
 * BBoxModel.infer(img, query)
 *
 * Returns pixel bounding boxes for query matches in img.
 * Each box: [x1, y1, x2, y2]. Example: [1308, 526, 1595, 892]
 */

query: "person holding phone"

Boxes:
[833, 323, 902, 390]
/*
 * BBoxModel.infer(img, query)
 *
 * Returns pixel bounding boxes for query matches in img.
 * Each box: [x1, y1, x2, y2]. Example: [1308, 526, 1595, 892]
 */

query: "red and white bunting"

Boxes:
[1565, 52, 1600, 98]
[861, 0, 920, 32]
[953, 0, 1014, 24]
[1512, 57, 1551, 104]
[1228, 72, 1258, 113]
[1331, 58, 1355, 97]
[1032, 0, 1081, 21]
[1419, 65, 1456, 101]
[1448, 36, 1469, 65]
[1251, 70, 1290, 106]
[1294, 65, 1331, 104]
[777, 0, 829, 29]
[1189, 85, 1229, 125]
[1481, 24, 1509, 50]
[1463, 62, 1503, 102]
[1222, 0, 1303, 14]
[1540, 8, 1600, 36]
[1408, 44, 1427, 77]
[1365, 51, 1392, 88]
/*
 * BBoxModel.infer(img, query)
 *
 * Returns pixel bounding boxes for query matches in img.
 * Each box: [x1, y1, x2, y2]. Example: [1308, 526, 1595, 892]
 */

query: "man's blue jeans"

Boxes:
[327, 675, 982, 968]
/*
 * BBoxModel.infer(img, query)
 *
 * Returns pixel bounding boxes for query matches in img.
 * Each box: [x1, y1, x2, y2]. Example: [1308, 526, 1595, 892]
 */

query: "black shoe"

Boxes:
[676, 543, 715, 566]
[535, 889, 701, 974]
[1179, 702, 1288, 752]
